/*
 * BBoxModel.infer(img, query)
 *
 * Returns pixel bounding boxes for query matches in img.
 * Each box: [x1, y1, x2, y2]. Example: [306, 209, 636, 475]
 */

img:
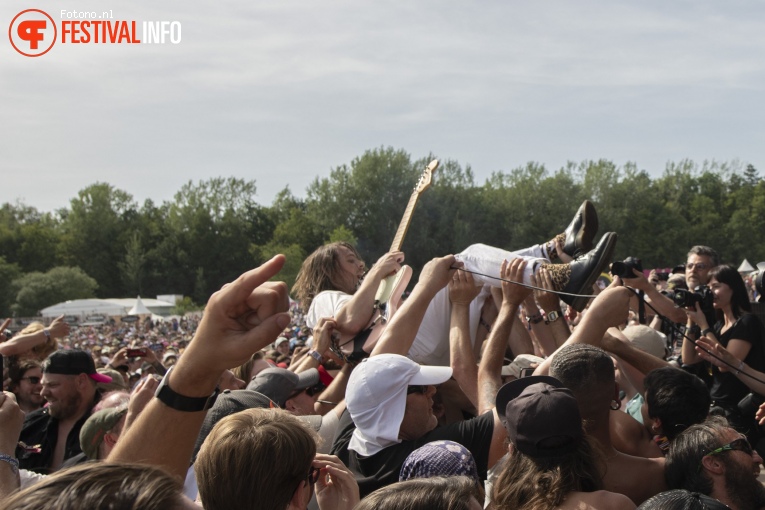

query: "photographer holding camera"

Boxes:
[683, 264, 765, 438]
[621, 246, 719, 346]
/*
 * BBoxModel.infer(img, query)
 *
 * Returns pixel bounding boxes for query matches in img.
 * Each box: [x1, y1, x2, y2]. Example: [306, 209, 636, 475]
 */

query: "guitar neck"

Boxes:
[389, 189, 420, 252]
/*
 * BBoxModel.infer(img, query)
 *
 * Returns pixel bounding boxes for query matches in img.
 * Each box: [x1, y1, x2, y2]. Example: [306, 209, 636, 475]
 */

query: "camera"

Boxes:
[753, 270, 765, 303]
[610, 257, 643, 279]
[669, 286, 714, 311]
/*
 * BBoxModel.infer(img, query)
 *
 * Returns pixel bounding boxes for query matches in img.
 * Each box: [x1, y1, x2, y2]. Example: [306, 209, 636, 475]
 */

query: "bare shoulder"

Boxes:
[560, 490, 636, 510]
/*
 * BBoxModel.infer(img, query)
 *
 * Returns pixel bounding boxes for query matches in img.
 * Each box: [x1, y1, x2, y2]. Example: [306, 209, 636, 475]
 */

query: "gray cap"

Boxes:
[192, 389, 276, 462]
[246, 367, 320, 407]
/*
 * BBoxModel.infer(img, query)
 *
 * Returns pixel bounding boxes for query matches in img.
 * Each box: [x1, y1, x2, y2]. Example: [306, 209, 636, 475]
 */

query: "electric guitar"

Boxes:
[330, 159, 439, 363]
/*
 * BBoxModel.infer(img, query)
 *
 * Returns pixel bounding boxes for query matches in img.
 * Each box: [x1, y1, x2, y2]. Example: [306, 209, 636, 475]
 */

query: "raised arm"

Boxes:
[477, 259, 531, 468]
[334, 251, 404, 335]
[623, 269, 686, 324]
[0, 392, 24, 499]
[448, 269, 481, 408]
[107, 255, 291, 479]
[478, 259, 531, 414]
[535, 285, 632, 376]
[370, 255, 459, 357]
[0, 316, 69, 357]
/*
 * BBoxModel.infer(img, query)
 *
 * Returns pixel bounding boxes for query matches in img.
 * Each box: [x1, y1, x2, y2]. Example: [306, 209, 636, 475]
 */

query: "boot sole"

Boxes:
[569, 232, 617, 312]
[574, 200, 598, 256]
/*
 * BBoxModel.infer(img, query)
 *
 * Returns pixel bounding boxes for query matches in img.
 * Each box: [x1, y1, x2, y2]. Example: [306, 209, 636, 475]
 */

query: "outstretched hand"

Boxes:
[418, 255, 461, 294]
[312, 317, 338, 358]
[694, 335, 734, 372]
[48, 315, 70, 338]
[175, 255, 291, 390]
[313, 453, 360, 510]
[500, 259, 531, 307]
[532, 267, 560, 313]
[449, 269, 480, 306]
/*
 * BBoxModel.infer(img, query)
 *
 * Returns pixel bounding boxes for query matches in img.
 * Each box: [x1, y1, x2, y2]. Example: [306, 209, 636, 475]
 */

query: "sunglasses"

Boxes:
[706, 437, 753, 457]
[686, 262, 708, 271]
[406, 385, 427, 395]
[307, 466, 321, 486]
[20, 376, 42, 384]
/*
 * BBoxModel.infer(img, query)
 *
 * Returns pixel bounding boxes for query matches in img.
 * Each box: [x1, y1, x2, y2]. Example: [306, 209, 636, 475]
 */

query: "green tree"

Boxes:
[12, 266, 98, 316]
[0, 257, 22, 317]
[119, 232, 146, 295]
[58, 183, 137, 297]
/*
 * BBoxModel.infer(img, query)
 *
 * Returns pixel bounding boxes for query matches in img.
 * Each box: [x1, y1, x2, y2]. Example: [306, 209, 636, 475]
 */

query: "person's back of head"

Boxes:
[549, 344, 615, 419]
[4, 462, 188, 510]
[644, 367, 710, 441]
[637, 489, 730, 510]
[355, 476, 482, 510]
[195, 407, 317, 510]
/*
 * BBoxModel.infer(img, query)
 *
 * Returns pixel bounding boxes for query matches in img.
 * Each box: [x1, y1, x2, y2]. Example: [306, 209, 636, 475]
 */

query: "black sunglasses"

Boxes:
[307, 466, 321, 485]
[20, 376, 41, 384]
[406, 385, 427, 395]
[706, 437, 753, 457]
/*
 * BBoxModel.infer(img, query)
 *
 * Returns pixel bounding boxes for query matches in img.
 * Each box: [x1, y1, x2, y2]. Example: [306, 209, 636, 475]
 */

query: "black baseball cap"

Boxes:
[43, 350, 112, 383]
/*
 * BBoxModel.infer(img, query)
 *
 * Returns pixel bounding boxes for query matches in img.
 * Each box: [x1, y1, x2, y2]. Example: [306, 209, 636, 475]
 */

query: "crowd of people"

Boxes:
[2, 200, 765, 509]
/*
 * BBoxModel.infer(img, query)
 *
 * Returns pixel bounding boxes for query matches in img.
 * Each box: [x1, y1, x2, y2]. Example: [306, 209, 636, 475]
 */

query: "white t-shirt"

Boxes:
[306, 290, 353, 328]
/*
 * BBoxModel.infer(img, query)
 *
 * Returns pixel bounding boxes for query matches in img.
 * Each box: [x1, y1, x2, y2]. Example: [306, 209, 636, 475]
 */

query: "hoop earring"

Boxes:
[610, 400, 620, 411]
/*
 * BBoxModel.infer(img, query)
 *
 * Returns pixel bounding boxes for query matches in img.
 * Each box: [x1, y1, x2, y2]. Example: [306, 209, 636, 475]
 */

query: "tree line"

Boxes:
[1, 147, 763, 317]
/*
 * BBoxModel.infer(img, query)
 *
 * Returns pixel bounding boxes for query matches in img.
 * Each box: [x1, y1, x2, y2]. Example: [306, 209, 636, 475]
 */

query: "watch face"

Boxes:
[547, 311, 559, 322]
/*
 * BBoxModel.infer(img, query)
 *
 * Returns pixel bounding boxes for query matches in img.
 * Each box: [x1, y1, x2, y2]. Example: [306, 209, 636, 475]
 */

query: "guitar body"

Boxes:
[329, 265, 412, 363]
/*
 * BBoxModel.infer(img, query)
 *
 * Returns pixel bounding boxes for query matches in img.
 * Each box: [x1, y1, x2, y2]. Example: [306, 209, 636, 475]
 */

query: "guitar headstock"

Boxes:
[415, 159, 439, 193]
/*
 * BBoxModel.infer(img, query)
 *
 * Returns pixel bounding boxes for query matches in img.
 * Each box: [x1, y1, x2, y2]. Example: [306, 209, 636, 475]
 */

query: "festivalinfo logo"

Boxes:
[8, 8, 182, 57]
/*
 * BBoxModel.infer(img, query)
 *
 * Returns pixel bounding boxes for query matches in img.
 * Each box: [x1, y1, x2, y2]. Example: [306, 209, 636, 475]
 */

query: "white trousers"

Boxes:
[408, 244, 549, 366]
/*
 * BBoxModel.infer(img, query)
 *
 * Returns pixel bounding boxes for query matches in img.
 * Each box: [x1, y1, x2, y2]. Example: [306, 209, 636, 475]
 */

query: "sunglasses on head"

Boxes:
[706, 437, 753, 457]
[406, 385, 427, 395]
[20, 376, 41, 384]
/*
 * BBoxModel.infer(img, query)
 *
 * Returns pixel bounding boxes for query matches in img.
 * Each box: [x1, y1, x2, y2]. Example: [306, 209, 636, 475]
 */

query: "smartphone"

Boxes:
[519, 367, 535, 378]
[127, 348, 147, 358]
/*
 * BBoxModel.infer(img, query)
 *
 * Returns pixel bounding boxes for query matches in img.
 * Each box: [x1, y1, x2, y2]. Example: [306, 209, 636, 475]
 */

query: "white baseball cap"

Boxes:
[346, 354, 452, 456]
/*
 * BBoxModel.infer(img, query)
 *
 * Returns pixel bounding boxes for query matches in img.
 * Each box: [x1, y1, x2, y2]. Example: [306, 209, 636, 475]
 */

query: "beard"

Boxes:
[723, 455, 765, 510]
[48, 392, 83, 420]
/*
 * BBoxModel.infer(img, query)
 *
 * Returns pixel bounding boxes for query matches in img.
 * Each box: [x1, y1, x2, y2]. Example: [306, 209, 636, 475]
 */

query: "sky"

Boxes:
[2, 1, 764, 213]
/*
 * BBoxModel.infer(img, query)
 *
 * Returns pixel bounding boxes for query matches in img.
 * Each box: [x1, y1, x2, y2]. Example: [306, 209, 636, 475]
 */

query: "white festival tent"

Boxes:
[40, 297, 174, 320]
[738, 259, 755, 273]
[128, 296, 152, 315]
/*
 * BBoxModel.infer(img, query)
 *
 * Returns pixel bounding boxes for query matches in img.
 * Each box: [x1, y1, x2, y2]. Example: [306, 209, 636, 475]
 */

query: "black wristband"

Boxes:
[154, 366, 218, 412]
[701, 327, 713, 337]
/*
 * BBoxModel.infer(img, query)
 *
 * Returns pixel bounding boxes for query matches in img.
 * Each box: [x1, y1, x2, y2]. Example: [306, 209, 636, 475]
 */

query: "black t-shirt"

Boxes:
[710, 313, 765, 407]
[330, 409, 495, 498]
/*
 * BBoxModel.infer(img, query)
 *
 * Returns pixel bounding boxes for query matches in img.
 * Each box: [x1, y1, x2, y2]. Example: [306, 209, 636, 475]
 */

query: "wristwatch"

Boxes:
[545, 311, 560, 324]
[308, 350, 323, 363]
[154, 366, 219, 412]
